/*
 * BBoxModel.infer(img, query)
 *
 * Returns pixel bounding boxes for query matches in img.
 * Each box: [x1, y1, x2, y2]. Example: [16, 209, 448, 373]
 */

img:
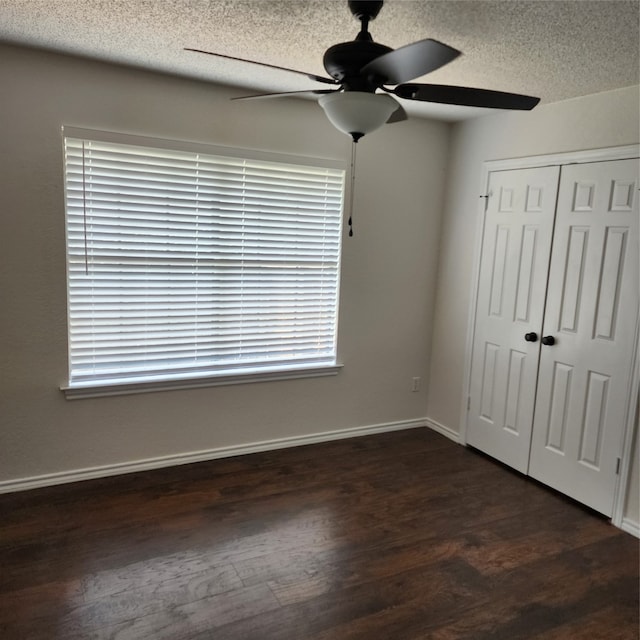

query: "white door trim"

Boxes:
[611, 315, 639, 528]
[460, 144, 640, 529]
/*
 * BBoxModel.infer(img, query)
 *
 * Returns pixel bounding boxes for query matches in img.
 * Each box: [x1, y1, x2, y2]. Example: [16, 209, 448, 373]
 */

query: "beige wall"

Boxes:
[427, 85, 640, 524]
[0, 43, 450, 484]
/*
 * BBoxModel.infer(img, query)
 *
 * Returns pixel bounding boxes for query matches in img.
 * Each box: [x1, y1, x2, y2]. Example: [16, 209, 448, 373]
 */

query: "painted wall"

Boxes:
[0, 43, 450, 485]
[427, 85, 640, 524]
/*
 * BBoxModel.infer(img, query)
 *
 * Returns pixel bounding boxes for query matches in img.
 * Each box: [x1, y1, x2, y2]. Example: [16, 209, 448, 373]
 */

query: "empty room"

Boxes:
[0, 1, 638, 638]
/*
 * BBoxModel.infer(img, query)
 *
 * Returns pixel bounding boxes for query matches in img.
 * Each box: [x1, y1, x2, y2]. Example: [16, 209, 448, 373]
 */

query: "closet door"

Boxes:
[528, 158, 639, 516]
[467, 166, 560, 472]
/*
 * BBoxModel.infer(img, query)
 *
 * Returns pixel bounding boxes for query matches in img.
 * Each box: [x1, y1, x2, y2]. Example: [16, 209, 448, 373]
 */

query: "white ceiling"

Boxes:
[1, 0, 638, 122]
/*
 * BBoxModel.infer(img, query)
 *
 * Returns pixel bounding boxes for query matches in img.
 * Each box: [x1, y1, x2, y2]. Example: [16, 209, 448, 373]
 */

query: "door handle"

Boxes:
[524, 332, 538, 342]
[541, 335, 556, 346]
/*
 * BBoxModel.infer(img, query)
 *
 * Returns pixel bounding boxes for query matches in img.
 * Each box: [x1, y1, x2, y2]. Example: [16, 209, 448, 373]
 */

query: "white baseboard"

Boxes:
[0, 418, 428, 494]
[425, 417, 461, 444]
[620, 517, 640, 539]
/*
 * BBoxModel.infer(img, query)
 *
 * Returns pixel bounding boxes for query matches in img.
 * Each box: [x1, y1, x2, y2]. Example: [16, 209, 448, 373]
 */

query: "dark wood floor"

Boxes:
[0, 428, 637, 640]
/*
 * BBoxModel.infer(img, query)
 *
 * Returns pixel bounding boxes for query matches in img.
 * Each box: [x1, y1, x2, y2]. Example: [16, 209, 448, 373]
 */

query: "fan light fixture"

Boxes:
[318, 92, 398, 142]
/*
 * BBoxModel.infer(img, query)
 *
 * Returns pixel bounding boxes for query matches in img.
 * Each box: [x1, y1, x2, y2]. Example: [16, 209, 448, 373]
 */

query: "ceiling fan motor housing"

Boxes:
[323, 41, 393, 90]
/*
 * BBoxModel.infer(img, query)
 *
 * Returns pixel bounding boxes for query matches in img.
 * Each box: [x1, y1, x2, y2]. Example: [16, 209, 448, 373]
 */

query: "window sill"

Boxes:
[61, 363, 343, 400]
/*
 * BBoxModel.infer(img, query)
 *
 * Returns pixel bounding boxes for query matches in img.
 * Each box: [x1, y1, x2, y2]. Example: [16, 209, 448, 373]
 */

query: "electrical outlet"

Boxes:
[412, 376, 421, 392]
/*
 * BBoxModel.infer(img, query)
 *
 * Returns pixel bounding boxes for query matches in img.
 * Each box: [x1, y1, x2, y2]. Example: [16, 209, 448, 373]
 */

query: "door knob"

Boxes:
[541, 335, 556, 346]
[524, 332, 538, 342]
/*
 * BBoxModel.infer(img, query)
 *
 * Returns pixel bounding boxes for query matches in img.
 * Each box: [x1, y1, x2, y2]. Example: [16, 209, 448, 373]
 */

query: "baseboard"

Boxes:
[620, 517, 640, 539]
[425, 417, 461, 444]
[0, 418, 428, 494]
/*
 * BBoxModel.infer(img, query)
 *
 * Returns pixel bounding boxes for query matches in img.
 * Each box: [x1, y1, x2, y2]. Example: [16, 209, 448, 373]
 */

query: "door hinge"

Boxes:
[616, 458, 621, 475]
[467, 396, 471, 411]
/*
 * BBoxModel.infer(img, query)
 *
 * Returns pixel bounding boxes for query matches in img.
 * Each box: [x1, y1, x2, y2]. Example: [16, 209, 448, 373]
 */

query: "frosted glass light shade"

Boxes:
[319, 92, 398, 140]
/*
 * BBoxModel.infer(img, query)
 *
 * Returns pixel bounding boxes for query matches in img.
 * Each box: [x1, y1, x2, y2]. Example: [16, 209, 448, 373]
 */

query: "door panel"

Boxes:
[528, 158, 639, 516]
[467, 166, 560, 472]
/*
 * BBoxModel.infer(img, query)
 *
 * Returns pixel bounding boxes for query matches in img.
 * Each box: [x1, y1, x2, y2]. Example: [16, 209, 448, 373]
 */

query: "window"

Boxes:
[62, 128, 345, 397]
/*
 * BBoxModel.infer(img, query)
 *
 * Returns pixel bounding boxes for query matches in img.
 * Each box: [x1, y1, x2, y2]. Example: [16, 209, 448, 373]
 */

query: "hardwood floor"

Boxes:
[0, 428, 637, 639]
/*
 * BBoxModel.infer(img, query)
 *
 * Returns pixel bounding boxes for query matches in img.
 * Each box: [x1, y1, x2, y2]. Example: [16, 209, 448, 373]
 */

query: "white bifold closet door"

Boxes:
[468, 157, 638, 517]
[528, 159, 639, 515]
[467, 166, 560, 473]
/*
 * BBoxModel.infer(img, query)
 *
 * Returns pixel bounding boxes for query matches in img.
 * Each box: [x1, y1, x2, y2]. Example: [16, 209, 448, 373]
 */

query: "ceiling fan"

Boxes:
[187, 0, 540, 141]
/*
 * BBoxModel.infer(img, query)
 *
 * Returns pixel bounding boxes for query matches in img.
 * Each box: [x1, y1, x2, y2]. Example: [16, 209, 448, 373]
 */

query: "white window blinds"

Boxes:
[63, 131, 345, 388]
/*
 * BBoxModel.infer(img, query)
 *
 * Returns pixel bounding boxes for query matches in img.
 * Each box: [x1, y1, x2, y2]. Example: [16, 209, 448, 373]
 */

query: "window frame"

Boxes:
[60, 127, 346, 399]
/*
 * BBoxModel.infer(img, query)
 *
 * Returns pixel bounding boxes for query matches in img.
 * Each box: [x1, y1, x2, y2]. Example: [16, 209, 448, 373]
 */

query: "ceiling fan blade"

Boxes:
[393, 83, 540, 110]
[386, 103, 408, 124]
[232, 89, 338, 101]
[361, 39, 461, 85]
[185, 48, 338, 85]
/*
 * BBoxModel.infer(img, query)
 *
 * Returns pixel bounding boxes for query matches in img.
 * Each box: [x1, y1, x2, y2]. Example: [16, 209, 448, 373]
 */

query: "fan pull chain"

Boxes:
[348, 139, 357, 237]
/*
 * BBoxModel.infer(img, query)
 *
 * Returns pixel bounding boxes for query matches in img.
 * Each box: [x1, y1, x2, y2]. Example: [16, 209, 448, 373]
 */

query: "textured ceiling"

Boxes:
[0, 0, 638, 121]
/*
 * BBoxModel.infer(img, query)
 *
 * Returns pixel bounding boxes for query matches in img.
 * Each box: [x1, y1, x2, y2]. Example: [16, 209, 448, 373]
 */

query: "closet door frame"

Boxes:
[460, 144, 640, 533]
